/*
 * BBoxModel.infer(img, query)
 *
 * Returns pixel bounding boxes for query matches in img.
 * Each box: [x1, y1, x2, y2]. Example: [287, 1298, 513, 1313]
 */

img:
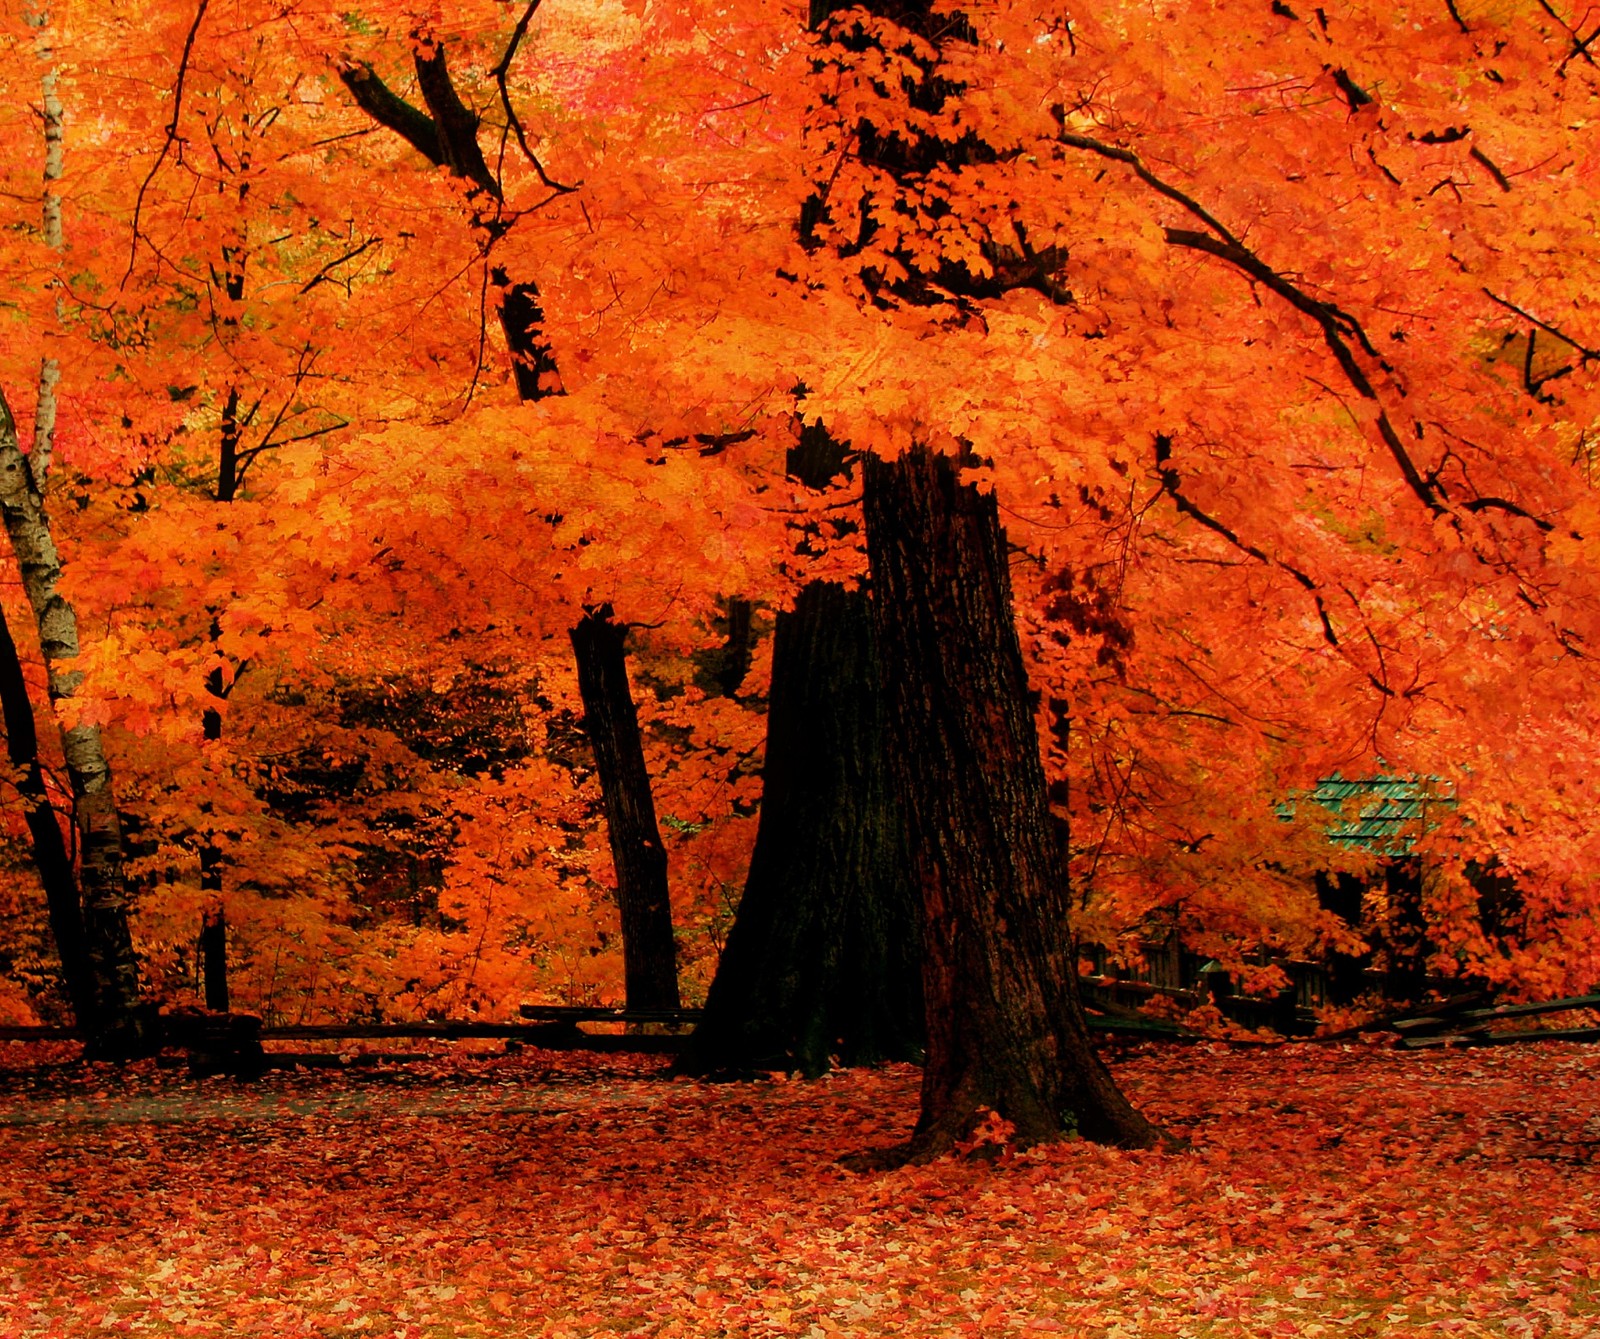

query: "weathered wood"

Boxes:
[520, 1005, 701, 1024]
[1394, 992, 1600, 1034]
[1376, 991, 1494, 1033]
[159, 1009, 265, 1078]
[1401, 1024, 1600, 1050]
[269, 1022, 583, 1040]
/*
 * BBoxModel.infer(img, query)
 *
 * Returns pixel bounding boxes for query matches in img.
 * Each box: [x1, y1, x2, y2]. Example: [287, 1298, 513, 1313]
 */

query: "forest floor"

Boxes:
[1, 1037, 1597, 1339]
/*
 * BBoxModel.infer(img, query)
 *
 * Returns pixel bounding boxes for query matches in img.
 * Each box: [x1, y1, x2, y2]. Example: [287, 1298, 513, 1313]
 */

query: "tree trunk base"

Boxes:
[80, 1005, 163, 1062]
[862, 446, 1173, 1157]
[841, 1087, 1184, 1170]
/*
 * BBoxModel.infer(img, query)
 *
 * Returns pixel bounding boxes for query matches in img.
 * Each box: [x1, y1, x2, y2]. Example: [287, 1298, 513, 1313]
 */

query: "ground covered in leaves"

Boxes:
[2, 1038, 1597, 1338]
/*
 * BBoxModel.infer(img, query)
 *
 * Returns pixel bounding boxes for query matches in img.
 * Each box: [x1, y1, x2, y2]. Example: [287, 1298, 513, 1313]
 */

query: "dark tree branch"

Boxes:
[1482, 288, 1600, 362]
[1461, 496, 1556, 531]
[299, 237, 380, 295]
[1055, 128, 1498, 525]
[412, 41, 500, 199]
[125, 0, 210, 287]
[337, 61, 445, 167]
[490, 0, 580, 194]
[1152, 434, 1342, 649]
[1469, 144, 1512, 191]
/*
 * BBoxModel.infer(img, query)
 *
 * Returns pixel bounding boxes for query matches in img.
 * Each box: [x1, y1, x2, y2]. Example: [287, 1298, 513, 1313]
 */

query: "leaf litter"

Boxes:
[2, 1039, 1597, 1337]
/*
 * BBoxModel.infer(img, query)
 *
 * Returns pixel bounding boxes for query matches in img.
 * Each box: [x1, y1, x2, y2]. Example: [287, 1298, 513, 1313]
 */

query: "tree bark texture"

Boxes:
[0, 600, 98, 1028]
[860, 446, 1166, 1159]
[683, 579, 922, 1075]
[0, 386, 145, 1053]
[569, 607, 681, 1011]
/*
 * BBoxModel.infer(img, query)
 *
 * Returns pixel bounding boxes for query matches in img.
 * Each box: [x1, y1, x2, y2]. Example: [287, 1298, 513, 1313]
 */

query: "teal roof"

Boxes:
[1290, 774, 1456, 854]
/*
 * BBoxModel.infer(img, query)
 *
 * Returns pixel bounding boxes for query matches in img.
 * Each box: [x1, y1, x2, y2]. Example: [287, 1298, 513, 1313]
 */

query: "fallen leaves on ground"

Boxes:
[2, 1039, 1597, 1337]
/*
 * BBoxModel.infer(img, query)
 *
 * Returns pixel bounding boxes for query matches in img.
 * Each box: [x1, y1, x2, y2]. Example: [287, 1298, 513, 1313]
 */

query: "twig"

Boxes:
[489, 0, 579, 194]
[124, 0, 209, 287]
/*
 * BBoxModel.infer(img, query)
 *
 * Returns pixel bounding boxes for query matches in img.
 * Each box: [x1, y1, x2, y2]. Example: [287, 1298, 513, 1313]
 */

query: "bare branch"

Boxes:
[1152, 433, 1342, 650]
[1482, 288, 1600, 362]
[125, 0, 209, 287]
[298, 237, 380, 295]
[489, 0, 580, 195]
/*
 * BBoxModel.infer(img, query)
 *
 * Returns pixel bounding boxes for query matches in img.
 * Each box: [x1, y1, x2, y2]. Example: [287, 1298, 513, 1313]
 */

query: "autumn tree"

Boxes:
[336, 9, 681, 1009]
[0, 4, 150, 1052]
[779, 0, 1600, 1029]
[762, 0, 1165, 1159]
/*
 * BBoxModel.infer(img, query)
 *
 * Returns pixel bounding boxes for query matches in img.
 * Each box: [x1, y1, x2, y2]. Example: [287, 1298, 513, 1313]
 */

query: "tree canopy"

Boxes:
[0, 0, 1597, 1051]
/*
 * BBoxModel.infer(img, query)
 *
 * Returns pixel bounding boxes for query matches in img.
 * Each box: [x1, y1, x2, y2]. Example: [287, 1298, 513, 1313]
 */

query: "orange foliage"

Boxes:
[0, 0, 1598, 1021]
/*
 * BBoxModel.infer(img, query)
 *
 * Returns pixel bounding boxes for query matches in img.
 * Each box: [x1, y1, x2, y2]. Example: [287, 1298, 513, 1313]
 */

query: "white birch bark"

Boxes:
[0, 8, 146, 1045]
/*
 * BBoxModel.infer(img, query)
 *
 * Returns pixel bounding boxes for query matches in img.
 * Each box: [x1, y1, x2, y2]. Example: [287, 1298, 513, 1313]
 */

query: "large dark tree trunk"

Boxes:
[0, 602, 99, 1029]
[859, 446, 1167, 1162]
[686, 423, 920, 1073]
[569, 606, 680, 1011]
[682, 577, 922, 1074]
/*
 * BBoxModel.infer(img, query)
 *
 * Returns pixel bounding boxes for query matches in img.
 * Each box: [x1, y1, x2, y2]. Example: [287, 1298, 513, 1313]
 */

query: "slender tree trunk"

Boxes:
[495, 268, 561, 400]
[569, 606, 680, 1010]
[682, 578, 922, 1074]
[0, 10, 148, 1054]
[0, 390, 147, 1054]
[216, 386, 241, 504]
[200, 906, 229, 1012]
[858, 446, 1167, 1162]
[198, 696, 227, 1014]
[0, 600, 98, 1028]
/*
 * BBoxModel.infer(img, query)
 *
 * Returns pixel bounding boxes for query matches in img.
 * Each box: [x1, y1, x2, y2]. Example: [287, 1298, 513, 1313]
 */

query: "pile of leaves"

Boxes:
[3, 1039, 1597, 1337]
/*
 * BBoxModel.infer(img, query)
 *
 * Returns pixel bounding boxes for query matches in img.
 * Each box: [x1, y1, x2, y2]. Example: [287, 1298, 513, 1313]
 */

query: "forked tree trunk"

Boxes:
[342, 45, 678, 1009]
[859, 446, 1167, 1162]
[570, 606, 681, 1011]
[681, 578, 922, 1074]
[0, 601, 98, 1028]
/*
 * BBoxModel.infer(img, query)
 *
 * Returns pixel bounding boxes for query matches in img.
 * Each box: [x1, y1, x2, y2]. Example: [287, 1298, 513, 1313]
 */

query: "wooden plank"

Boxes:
[1442, 993, 1600, 1026]
[1079, 977, 1204, 1007]
[1400, 1024, 1600, 1050]
[262, 1022, 585, 1041]
[1393, 993, 1600, 1035]
[1386, 992, 1493, 1033]
[518, 1005, 703, 1024]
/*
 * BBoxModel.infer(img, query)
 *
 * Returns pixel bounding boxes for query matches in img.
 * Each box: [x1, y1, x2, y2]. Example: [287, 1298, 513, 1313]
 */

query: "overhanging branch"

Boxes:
[1058, 126, 1449, 519]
